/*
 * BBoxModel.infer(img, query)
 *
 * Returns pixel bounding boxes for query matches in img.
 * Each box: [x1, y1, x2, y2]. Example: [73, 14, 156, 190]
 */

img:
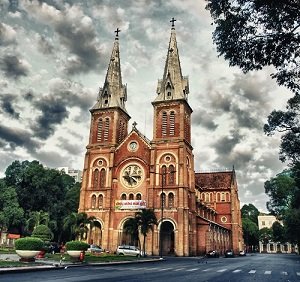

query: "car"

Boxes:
[206, 250, 219, 258]
[224, 249, 234, 258]
[116, 245, 145, 257]
[87, 244, 103, 254]
[239, 250, 246, 256]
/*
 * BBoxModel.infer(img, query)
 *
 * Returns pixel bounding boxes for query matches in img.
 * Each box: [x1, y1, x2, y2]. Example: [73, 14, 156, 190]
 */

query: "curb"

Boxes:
[0, 258, 164, 274]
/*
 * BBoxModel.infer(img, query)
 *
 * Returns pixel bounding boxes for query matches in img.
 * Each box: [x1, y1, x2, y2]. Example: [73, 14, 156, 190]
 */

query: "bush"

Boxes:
[15, 237, 44, 250]
[32, 224, 53, 242]
[65, 241, 89, 251]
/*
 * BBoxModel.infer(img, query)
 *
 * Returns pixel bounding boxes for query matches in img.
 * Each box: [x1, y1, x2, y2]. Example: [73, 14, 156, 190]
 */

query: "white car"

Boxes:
[116, 245, 145, 257]
[87, 244, 103, 254]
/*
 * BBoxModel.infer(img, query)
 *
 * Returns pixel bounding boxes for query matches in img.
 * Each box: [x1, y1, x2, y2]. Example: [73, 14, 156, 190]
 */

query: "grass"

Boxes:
[0, 250, 148, 268]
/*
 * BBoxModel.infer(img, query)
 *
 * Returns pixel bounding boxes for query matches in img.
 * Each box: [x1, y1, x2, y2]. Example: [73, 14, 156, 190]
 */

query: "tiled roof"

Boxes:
[195, 171, 233, 190]
[7, 234, 20, 239]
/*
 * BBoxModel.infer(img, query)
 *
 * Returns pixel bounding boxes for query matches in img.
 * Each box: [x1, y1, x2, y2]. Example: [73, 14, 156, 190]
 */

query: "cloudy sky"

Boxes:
[0, 0, 292, 212]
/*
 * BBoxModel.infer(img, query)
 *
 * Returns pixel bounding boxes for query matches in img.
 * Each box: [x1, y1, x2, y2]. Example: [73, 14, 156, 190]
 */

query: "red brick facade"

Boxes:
[78, 26, 243, 256]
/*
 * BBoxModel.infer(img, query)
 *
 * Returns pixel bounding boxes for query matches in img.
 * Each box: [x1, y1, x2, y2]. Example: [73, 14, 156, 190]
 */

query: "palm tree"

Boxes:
[63, 212, 96, 241]
[26, 210, 50, 233]
[135, 209, 157, 257]
[123, 217, 140, 249]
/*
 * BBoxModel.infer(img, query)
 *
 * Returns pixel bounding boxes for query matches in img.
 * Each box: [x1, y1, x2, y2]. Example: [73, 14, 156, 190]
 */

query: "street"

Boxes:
[1, 253, 300, 282]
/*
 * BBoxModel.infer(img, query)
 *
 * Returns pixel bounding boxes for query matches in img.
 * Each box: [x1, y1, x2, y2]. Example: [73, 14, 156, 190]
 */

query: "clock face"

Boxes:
[128, 141, 138, 151]
[121, 164, 143, 188]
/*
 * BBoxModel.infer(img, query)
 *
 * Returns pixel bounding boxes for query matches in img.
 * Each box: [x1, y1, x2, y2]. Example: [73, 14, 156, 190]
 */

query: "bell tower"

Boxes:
[150, 19, 196, 256]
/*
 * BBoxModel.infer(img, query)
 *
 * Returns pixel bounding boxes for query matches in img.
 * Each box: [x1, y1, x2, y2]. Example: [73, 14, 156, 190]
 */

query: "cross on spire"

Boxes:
[170, 17, 176, 28]
[115, 28, 121, 39]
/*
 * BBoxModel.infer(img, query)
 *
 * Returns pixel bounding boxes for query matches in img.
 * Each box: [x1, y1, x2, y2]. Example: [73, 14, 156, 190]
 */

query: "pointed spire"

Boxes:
[91, 28, 127, 112]
[155, 18, 189, 102]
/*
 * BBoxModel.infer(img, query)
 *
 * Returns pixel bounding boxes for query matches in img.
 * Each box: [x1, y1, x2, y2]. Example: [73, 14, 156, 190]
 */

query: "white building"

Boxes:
[258, 214, 297, 254]
[57, 167, 83, 183]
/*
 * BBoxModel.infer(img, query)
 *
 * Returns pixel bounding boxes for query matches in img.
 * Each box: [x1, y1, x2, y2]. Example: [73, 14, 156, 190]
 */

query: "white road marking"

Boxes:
[281, 271, 288, 275]
[173, 268, 185, 271]
[217, 269, 227, 272]
[264, 271, 271, 275]
[186, 268, 199, 272]
[297, 272, 300, 276]
[202, 268, 212, 272]
[249, 270, 256, 274]
[232, 269, 242, 273]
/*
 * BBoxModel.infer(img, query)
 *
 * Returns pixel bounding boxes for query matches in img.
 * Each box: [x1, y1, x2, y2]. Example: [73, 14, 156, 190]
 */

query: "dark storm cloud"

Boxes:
[31, 96, 69, 139]
[192, 109, 218, 131]
[58, 137, 83, 155]
[0, 93, 20, 119]
[0, 55, 29, 79]
[37, 35, 54, 54]
[24, 90, 34, 101]
[214, 130, 244, 155]
[0, 124, 40, 151]
[209, 92, 231, 112]
[230, 104, 262, 129]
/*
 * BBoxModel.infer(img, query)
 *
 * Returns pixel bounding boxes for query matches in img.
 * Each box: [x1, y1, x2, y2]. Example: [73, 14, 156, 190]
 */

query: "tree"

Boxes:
[26, 211, 50, 233]
[135, 209, 157, 257]
[264, 171, 295, 216]
[32, 224, 54, 242]
[241, 204, 259, 225]
[272, 221, 285, 243]
[0, 179, 24, 233]
[259, 227, 273, 244]
[242, 218, 259, 249]
[205, 0, 300, 94]
[63, 212, 95, 241]
[123, 218, 140, 249]
[264, 94, 300, 165]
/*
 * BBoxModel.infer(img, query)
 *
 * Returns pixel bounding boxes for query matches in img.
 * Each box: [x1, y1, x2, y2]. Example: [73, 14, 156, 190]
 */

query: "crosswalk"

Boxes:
[98, 266, 300, 277]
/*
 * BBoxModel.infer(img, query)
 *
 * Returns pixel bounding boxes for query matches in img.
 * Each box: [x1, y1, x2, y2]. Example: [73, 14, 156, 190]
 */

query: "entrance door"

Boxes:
[161, 221, 175, 255]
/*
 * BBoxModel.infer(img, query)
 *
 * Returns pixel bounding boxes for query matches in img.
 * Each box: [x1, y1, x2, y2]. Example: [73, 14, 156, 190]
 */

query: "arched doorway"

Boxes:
[160, 221, 175, 255]
[89, 221, 102, 246]
[121, 219, 139, 247]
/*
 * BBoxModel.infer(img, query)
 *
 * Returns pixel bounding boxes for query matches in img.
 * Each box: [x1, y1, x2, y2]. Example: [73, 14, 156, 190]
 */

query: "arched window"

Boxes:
[161, 192, 166, 208]
[161, 165, 167, 186]
[97, 119, 103, 142]
[98, 195, 103, 208]
[121, 194, 126, 200]
[169, 111, 175, 135]
[136, 193, 141, 200]
[104, 118, 109, 141]
[93, 169, 99, 190]
[91, 195, 96, 208]
[129, 193, 134, 200]
[205, 193, 210, 202]
[221, 192, 225, 202]
[162, 111, 167, 136]
[168, 193, 174, 208]
[168, 165, 175, 185]
[99, 168, 106, 188]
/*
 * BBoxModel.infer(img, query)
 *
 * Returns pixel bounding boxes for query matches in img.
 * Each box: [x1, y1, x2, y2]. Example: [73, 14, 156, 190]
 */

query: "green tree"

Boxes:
[0, 179, 24, 233]
[135, 209, 157, 257]
[259, 227, 273, 244]
[123, 217, 140, 248]
[26, 210, 50, 233]
[264, 171, 295, 216]
[264, 94, 300, 165]
[63, 212, 96, 241]
[205, 0, 300, 94]
[32, 224, 53, 242]
[272, 221, 285, 243]
[241, 204, 259, 225]
[242, 218, 259, 249]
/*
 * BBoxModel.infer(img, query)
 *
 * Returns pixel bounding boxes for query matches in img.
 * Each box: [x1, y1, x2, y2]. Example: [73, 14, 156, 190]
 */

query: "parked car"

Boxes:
[87, 244, 103, 254]
[206, 250, 219, 258]
[224, 249, 234, 258]
[116, 245, 145, 257]
[239, 250, 246, 256]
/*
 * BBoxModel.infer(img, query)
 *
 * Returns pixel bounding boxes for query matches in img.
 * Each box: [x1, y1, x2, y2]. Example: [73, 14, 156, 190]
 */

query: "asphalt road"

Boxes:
[1, 253, 300, 282]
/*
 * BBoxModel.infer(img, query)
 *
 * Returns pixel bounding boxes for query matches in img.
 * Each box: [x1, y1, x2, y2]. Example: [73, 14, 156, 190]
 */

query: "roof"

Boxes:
[7, 234, 20, 239]
[195, 171, 234, 190]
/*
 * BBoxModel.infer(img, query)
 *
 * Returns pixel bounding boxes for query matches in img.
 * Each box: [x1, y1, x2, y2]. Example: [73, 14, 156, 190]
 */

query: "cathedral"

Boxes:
[78, 21, 243, 256]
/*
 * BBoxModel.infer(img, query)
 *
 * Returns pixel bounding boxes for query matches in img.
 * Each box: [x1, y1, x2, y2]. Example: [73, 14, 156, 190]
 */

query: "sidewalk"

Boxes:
[0, 253, 163, 274]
